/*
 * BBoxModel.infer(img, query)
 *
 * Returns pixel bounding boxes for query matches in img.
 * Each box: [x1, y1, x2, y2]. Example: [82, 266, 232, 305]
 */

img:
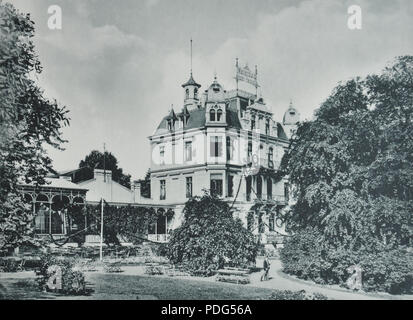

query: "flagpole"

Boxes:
[103, 142, 106, 183]
[99, 197, 104, 261]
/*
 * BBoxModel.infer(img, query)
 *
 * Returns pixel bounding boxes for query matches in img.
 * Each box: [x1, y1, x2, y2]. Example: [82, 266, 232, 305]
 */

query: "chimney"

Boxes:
[94, 169, 112, 183]
[132, 180, 141, 202]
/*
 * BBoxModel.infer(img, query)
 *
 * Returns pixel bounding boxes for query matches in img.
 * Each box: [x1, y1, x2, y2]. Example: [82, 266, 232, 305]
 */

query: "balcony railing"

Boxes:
[148, 234, 170, 243]
[243, 194, 286, 204]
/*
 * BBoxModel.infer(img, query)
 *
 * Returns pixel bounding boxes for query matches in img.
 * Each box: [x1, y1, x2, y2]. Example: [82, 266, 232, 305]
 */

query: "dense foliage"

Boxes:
[77, 150, 131, 189]
[0, 2, 69, 252]
[280, 56, 413, 294]
[167, 194, 258, 276]
[63, 201, 169, 246]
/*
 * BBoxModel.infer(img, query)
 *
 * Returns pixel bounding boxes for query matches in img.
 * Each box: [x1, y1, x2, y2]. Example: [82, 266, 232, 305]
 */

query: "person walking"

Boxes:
[260, 254, 270, 281]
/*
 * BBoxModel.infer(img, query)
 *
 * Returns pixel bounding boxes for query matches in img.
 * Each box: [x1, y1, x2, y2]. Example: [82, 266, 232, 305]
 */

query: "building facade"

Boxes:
[145, 65, 299, 247]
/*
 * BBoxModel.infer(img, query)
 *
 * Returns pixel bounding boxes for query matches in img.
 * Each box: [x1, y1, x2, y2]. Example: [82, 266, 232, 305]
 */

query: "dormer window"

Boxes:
[251, 116, 256, 130]
[210, 109, 216, 121]
[167, 120, 173, 131]
[217, 109, 223, 121]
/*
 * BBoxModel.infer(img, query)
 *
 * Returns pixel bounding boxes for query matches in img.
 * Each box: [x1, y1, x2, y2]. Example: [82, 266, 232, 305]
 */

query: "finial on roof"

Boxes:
[190, 38, 193, 76]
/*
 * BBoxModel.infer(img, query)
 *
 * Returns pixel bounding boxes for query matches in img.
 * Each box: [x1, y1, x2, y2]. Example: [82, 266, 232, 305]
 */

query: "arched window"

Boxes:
[51, 195, 70, 211]
[36, 194, 49, 203]
[185, 88, 189, 100]
[268, 147, 274, 168]
[217, 109, 223, 121]
[210, 109, 216, 121]
[167, 120, 173, 131]
[194, 88, 198, 99]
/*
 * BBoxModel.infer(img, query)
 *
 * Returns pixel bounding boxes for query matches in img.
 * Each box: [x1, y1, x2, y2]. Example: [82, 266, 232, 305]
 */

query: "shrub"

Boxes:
[144, 264, 164, 275]
[36, 255, 87, 295]
[167, 194, 258, 276]
[0, 258, 23, 272]
[216, 275, 250, 285]
[269, 290, 328, 300]
[280, 229, 413, 294]
[359, 250, 413, 294]
[153, 243, 168, 257]
[103, 262, 123, 273]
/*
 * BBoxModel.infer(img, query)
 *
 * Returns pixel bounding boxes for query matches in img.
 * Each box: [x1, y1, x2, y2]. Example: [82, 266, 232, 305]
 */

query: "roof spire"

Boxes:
[190, 38, 193, 76]
[182, 39, 201, 88]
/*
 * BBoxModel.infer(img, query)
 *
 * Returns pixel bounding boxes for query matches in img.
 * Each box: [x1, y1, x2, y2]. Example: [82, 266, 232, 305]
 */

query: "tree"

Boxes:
[167, 193, 258, 275]
[0, 2, 70, 252]
[77, 150, 131, 189]
[137, 169, 151, 198]
[279, 56, 413, 293]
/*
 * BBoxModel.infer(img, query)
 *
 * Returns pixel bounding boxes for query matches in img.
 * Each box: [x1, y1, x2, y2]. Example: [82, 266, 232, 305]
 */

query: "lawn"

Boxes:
[0, 273, 276, 300]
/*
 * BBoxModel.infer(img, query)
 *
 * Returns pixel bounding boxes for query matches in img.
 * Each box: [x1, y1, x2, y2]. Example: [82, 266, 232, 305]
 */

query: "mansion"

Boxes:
[140, 66, 300, 247]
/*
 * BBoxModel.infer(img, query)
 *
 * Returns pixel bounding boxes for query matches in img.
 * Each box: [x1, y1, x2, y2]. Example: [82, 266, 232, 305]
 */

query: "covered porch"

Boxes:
[18, 178, 88, 237]
[147, 207, 175, 243]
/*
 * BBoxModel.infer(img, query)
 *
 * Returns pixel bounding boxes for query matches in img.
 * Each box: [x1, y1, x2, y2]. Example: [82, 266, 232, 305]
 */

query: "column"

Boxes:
[49, 200, 52, 234]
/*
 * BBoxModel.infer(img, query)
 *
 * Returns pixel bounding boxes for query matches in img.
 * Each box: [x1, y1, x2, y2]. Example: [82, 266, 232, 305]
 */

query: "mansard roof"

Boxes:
[153, 106, 242, 135]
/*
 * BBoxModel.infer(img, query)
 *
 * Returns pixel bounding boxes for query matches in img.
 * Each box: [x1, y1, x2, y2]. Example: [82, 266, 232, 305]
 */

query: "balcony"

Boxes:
[243, 193, 286, 205]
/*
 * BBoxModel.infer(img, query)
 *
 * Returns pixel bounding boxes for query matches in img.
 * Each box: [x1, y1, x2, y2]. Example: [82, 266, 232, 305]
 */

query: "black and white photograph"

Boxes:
[0, 0, 412, 307]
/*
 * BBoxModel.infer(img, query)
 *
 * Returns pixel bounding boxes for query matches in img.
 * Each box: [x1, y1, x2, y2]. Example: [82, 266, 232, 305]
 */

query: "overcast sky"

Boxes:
[8, 0, 413, 180]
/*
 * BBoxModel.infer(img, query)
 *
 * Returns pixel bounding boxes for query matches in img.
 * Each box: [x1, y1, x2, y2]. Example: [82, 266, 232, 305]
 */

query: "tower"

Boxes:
[205, 74, 226, 126]
[182, 39, 201, 110]
[283, 100, 300, 138]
